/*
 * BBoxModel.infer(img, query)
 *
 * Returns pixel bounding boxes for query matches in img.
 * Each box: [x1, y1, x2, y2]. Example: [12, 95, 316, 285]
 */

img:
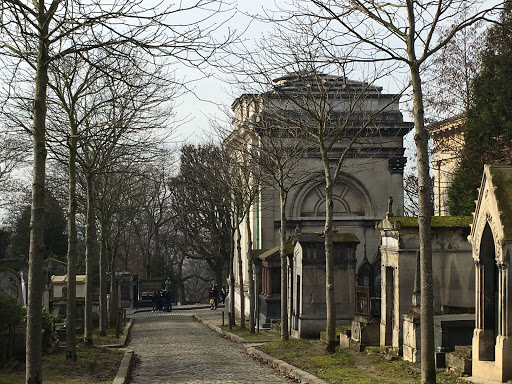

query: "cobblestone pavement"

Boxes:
[128, 314, 294, 384]
[128, 308, 213, 318]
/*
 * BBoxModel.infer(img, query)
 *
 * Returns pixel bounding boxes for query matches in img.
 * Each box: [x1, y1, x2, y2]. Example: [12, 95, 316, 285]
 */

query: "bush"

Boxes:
[23, 305, 59, 353]
[0, 294, 23, 367]
[0, 294, 23, 331]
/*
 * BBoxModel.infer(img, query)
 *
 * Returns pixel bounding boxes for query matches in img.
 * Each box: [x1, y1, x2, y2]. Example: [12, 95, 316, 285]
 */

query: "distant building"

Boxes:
[428, 115, 466, 216]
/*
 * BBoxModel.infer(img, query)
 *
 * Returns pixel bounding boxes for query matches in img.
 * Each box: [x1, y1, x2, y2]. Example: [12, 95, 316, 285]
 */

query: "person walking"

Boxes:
[209, 283, 216, 310]
[164, 289, 172, 312]
[156, 290, 163, 311]
[152, 291, 158, 311]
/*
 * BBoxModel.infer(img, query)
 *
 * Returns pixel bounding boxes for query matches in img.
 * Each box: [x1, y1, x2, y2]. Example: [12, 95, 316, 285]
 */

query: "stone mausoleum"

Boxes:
[469, 165, 512, 383]
[228, 72, 413, 335]
[376, 215, 474, 360]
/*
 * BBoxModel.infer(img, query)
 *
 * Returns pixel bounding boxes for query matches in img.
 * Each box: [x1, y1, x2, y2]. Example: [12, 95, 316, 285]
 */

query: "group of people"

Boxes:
[152, 289, 172, 312]
[209, 282, 226, 310]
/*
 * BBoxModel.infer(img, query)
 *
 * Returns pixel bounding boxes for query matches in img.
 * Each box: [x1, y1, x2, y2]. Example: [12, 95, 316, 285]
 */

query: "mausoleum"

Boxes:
[469, 165, 512, 383]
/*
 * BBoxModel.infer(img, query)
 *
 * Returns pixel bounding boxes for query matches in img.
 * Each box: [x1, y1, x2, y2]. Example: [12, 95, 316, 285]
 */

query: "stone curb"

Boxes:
[102, 318, 134, 348]
[194, 315, 327, 384]
[112, 349, 134, 384]
[245, 346, 328, 384]
[193, 315, 247, 343]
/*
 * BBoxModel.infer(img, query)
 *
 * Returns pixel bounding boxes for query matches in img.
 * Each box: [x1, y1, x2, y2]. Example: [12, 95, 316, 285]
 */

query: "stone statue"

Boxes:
[387, 196, 393, 216]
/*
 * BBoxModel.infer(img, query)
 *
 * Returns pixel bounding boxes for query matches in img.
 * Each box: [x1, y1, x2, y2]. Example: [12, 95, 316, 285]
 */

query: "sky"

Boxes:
[169, 1, 272, 143]
[168, 0, 424, 144]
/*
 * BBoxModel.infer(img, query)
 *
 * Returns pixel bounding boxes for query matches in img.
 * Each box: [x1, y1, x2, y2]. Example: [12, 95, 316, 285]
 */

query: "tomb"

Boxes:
[290, 232, 359, 338]
[256, 245, 293, 328]
[50, 275, 87, 318]
[469, 165, 512, 383]
[0, 266, 23, 305]
[351, 250, 381, 349]
[377, 215, 474, 357]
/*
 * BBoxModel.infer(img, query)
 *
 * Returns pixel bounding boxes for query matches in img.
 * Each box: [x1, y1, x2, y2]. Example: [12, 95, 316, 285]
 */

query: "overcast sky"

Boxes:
[170, 1, 271, 143]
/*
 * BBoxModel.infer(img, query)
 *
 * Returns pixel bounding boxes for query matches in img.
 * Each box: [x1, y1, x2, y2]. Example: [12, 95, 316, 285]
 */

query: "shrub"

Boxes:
[0, 294, 23, 331]
[23, 305, 59, 353]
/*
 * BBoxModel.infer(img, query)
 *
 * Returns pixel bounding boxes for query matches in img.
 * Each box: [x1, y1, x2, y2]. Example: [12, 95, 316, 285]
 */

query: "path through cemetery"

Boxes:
[127, 312, 294, 384]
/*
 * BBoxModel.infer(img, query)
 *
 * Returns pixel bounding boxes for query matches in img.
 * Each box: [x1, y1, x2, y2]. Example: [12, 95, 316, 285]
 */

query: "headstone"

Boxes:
[0, 267, 23, 305]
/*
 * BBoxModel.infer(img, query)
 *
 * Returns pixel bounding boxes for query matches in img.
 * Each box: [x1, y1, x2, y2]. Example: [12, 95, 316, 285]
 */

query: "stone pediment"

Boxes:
[469, 165, 512, 262]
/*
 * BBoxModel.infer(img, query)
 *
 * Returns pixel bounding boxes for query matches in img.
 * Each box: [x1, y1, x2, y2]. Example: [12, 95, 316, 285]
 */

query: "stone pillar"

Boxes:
[253, 258, 262, 332]
[403, 251, 421, 362]
[473, 259, 486, 363]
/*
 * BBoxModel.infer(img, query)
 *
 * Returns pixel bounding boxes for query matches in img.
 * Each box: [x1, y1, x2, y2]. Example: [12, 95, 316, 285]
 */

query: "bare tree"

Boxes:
[290, 0, 501, 380]
[46, 48, 174, 352]
[223, 98, 310, 339]
[423, 18, 485, 121]
[0, 0, 234, 379]
[0, 131, 29, 198]
[173, 144, 232, 295]
[222, 24, 404, 351]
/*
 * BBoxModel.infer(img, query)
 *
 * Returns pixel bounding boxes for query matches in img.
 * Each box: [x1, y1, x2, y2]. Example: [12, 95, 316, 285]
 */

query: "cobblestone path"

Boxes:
[128, 314, 294, 384]
[128, 308, 213, 318]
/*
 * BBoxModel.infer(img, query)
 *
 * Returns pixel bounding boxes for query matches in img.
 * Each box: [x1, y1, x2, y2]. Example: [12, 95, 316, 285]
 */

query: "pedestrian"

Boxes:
[209, 283, 216, 310]
[162, 289, 170, 312]
[165, 289, 172, 312]
[152, 291, 158, 311]
[156, 290, 163, 311]
[213, 283, 220, 309]
[220, 287, 227, 304]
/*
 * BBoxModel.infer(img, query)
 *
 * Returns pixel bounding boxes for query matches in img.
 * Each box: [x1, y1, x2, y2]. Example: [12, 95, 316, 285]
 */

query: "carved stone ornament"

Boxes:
[497, 262, 507, 271]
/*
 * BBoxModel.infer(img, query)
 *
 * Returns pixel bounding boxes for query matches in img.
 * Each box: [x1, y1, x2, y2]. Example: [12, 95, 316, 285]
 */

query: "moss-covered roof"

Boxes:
[0, 265, 21, 278]
[295, 232, 360, 244]
[255, 241, 293, 260]
[490, 166, 512, 240]
[386, 216, 473, 229]
[257, 243, 294, 260]
[43, 257, 67, 265]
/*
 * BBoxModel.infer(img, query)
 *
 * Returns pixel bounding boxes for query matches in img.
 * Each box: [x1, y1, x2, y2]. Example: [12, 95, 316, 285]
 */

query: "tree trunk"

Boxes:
[324, 178, 336, 353]
[245, 214, 255, 333]
[99, 223, 108, 336]
[279, 186, 289, 340]
[154, 225, 161, 270]
[237, 226, 245, 328]
[84, 173, 96, 346]
[65, 125, 78, 361]
[410, 62, 436, 384]
[109, 251, 117, 328]
[229, 228, 236, 329]
[176, 257, 185, 304]
[26, 4, 49, 382]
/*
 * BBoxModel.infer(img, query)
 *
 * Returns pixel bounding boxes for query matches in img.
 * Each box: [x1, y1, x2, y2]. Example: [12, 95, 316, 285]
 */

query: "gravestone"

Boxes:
[0, 267, 23, 305]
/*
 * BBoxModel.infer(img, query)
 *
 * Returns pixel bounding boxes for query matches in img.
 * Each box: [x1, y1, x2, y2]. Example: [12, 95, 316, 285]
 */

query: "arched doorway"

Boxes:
[355, 251, 381, 318]
[480, 223, 497, 361]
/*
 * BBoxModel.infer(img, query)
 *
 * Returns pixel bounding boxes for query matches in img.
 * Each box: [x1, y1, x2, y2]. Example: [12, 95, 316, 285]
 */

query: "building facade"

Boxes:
[228, 73, 413, 334]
